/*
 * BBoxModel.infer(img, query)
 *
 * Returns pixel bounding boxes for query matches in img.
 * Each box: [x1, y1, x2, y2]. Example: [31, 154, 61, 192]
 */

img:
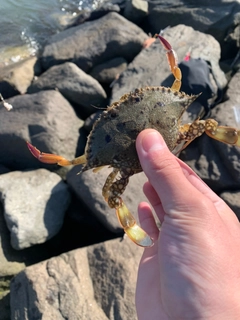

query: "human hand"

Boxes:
[135, 129, 240, 320]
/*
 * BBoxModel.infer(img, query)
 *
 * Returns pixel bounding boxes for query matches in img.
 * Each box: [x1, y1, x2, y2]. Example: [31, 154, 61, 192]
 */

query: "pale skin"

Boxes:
[135, 129, 240, 320]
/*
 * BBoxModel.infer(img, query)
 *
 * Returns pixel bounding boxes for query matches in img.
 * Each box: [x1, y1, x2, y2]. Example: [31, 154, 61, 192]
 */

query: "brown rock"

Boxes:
[11, 238, 143, 319]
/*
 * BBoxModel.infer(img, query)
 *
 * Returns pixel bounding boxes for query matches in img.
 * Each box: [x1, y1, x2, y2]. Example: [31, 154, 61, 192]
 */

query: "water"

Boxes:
[0, 0, 104, 65]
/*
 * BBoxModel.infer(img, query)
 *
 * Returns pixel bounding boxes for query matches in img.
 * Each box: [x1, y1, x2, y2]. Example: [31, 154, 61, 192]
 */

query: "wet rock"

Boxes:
[89, 57, 127, 85]
[41, 12, 148, 72]
[10, 238, 142, 320]
[147, 0, 240, 59]
[0, 169, 71, 250]
[180, 68, 240, 192]
[67, 166, 149, 233]
[110, 25, 227, 104]
[0, 90, 82, 171]
[0, 57, 38, 99]
[28, 62, 107, 118]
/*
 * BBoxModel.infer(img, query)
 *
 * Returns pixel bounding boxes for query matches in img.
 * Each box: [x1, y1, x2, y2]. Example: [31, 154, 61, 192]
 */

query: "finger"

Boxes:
[176, 158, 240, 228]
[138, 202, 159, 255]
[136, 129, 218, 221]
[138, 202, 160, 242]
[143, 181, 166, 223]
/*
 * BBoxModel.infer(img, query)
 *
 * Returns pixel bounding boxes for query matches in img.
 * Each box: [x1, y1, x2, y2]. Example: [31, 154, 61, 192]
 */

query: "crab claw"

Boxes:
[26, 141, 79, 166]
[157, 34, 182, 91]
[117, 202, 153, 247]
[204, 123, 240, 147]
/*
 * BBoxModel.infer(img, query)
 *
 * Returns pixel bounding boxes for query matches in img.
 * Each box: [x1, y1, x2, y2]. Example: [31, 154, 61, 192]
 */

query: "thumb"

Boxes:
[136, 129, 213, 218]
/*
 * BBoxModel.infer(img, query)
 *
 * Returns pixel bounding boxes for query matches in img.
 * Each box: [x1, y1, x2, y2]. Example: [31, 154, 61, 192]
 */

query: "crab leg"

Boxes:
[177, 119, 240, 152]
[103, 169, 153, 247]
[26, 141, 86, 166]
[157, 34, 182, 92]
[204, 120, 240, 146]
[116, 202, 153, 247]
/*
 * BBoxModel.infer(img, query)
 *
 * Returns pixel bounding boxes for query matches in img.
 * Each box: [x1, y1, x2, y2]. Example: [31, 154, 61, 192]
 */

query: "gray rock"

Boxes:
[124, 0, 148, 24]
[10, 238, 142, 320]
[147, 0, 240, 59]
[67, 166, 149, 233]
[180, 68, 240, 192]
[28, 62, 107, 118]
[0, 57, 38, 99]
[89, 57, 127, 85]
[41, 12, 148, 72]
[0, 90, 83, 171]
[110, 25, 227, 104]
[0, 169, 71, 250]
[0, 202, 57, 278]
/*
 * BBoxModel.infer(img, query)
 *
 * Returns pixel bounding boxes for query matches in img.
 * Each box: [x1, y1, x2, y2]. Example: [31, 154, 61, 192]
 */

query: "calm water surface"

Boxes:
[0, 0, 103, 65]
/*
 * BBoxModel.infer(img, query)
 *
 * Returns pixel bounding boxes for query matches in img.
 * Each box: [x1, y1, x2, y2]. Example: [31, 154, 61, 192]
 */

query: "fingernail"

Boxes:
[141, 130, 166, 152]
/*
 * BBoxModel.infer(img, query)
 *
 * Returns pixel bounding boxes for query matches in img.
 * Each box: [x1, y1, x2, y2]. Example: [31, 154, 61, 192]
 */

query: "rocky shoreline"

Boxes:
[0, 0, 240, 319]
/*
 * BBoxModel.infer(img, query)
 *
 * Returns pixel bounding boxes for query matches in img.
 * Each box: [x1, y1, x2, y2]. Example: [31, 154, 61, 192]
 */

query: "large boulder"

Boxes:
[41, 12, 148, 72]
[0, 90, 83, 171]
[11, 238, 142, 319]
[0, 169, 71, 250]
[28, 62, 107, 118]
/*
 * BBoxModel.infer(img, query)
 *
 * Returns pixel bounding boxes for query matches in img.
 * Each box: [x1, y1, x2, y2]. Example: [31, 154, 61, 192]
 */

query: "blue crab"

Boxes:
[27, 35, 240, 247]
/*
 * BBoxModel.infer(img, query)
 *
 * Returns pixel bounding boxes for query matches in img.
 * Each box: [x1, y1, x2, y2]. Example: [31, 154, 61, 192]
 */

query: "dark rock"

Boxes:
[0, 57, 37, 99]
[0, 90, 83, 171]
[89, 57, 127, 85]
[10, 238, 142, 319]
[0, 169, 71, 250]
[0, 165, 9, 175]
[28, 62, 107, 118]
[41, 12, 148, 72]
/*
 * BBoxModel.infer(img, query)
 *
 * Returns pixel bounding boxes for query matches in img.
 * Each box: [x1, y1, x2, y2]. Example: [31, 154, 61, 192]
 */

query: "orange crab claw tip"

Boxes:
[26, 141, 40, 159]
[157, 34, 172, 51]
